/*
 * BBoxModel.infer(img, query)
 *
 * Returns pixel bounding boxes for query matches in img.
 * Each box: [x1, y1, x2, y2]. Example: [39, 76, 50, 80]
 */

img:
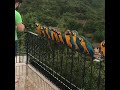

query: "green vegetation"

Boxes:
[19, 0, 105, 43]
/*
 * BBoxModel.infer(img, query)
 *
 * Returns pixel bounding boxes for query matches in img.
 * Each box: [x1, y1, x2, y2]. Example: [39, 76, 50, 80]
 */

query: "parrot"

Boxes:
[70, 30, 79, 50]
[35, 22, 41, 35]
[51, 28, 60, 42]
[80, 36, 94, 58]
[63, 30, 72, 48]
[57, 31, 64, 44]
[100, 40, 105, 57]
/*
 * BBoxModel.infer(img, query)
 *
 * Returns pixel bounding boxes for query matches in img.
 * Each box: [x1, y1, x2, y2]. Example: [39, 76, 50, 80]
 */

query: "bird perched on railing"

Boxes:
[100, 40, 105, 57]
[45, 27, 56, 41]
[35, 22, 41, 35]
[51, 28, 60, 42]
[41, 26, 47, 37]
[93, 40, 105, 62]
[76, 35, 94, 58]
[57, 31, 64, 44]
[70, 30, 79, 50]
[47, 27, 52, 39]
[94, 40, 105, 59]
[80, 36, 94, 58]
[35, 22, 103, 60]
[62, 30, 72, 48]
[42, 26, 51, 39]
[35, 22, 46, 37]
[76, 36, 85, 53]
[50, 28, 56, 41]
[42, 26, 48, 37]
[47, 27, 53, 39]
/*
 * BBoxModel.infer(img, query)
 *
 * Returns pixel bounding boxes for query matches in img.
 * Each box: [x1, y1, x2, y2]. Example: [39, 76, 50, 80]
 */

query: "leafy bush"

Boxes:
[94, 30, 105, 42]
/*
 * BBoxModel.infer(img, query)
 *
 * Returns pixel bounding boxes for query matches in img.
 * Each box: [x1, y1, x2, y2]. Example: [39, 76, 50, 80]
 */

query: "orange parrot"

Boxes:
[52, 29, 61, 42]
[80, 36, 94, 58]
[43, 26, 51, 39]
[40, 26, 46, 37]
[64, 30, 72, 48]
[50, 29, 55, 41]
[70, 30, 79, 50]
[100, 40, 105, 57]
[35, 23, 41, 35]
[57, 31, 64, 44]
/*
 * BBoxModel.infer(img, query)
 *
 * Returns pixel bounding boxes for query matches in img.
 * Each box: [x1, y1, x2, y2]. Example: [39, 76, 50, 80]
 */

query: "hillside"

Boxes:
[19, 0, 105, 43]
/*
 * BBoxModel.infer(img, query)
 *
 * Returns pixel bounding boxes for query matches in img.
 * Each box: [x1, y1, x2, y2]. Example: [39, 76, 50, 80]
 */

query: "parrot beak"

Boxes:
[35, 23, 39, 27]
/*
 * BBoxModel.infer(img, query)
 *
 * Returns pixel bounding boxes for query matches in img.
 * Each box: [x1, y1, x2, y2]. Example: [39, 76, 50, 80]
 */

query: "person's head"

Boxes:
[15, 0, 22, 10]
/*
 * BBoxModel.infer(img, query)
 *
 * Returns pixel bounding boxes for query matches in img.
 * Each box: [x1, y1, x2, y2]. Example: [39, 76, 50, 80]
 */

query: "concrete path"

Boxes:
[15, 56, 59, 90]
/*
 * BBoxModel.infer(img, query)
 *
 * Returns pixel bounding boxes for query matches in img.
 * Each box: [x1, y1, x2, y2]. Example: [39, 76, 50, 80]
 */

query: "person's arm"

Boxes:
[15, 11, 25, 32]
[16, 23, 25, 32]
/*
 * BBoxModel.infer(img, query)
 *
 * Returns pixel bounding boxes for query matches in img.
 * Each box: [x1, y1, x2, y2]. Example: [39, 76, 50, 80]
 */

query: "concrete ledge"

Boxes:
[15, 63, 60, 90]
[28, 64, 60, 90]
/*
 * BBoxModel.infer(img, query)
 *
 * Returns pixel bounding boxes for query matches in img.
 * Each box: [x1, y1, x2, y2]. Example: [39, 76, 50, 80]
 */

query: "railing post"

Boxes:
[97, 61, 102, 90]
[82, 54, 86, 89]
[25, 31, 28, 64]
[70, 49, 74, 89]
[90, 59, 93, 90]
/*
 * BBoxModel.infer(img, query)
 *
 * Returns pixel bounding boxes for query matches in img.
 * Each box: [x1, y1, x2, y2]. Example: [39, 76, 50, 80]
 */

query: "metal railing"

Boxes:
[15, 32, 59, 90]
[24, 31, 105, 90]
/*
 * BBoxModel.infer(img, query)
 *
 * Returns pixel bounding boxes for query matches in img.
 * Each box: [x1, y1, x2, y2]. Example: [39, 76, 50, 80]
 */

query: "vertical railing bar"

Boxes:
[25, 32, 29, 64]
[70, 49, 74, 89]
[82, 54, 86, 89]
[90, 59, 93, 90]
[97, 61, 102, 90]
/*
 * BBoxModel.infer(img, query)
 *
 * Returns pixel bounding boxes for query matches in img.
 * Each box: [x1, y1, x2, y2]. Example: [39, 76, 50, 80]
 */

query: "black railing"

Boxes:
[25, 31, 105, 90]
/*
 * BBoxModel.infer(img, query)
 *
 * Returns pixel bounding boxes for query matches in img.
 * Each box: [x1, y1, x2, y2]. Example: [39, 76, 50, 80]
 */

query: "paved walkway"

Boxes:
[15, 56, 59, 90]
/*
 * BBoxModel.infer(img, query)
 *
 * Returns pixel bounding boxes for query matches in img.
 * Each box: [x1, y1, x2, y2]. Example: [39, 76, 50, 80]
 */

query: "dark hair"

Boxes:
[15, 0, 22, 3]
